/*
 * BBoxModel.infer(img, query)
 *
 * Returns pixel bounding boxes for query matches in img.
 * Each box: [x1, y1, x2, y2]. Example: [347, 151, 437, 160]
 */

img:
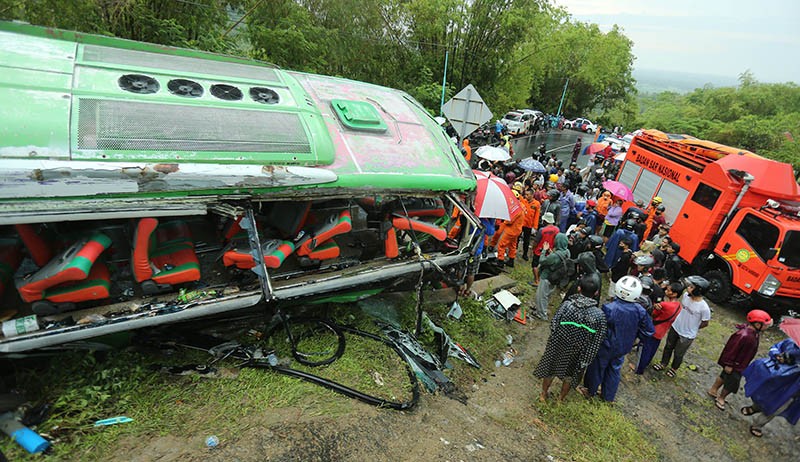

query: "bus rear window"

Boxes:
[691, 183, 721, 210]
[779, 231, 800, 268]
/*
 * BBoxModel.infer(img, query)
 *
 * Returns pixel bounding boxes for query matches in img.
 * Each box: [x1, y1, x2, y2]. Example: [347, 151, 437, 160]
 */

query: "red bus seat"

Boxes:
[296, 210, 352, 257]
[132, 218, 200, 288]
[0, 239, 22, 299]
[16, 233, 112, 305]
[222, 239, 296, 270]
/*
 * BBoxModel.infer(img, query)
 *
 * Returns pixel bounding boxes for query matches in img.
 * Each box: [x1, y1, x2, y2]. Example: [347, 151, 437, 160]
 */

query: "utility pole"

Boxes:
[556, 78, 569, 118]
[439, 50, 449, 116]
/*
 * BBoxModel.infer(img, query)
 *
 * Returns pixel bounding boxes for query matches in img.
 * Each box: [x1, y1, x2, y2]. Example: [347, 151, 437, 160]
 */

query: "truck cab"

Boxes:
[707, 207, 800, 310]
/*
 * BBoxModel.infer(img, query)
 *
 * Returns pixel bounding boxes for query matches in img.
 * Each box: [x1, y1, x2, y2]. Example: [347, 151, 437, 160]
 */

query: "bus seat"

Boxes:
[305, 240, 340, 261]
[14, 224, 53, 267]
[267, 202, 312, 238]
[396, 198, 446, 218]
[296, 210, 352, 257]
[132, 218, 200, 293]
[222, 239, 296, 270]
[0, 239, 22, 299]
[391, 215, 448, 242]
[16, 233, 112, 311]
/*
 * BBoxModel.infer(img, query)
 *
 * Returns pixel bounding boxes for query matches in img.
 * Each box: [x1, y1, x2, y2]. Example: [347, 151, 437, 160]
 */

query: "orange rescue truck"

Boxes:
[616, 129, 800, 312]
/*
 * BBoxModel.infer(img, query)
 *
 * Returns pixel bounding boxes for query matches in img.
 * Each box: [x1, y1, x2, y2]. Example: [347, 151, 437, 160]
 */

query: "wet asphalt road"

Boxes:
[509, 128, 600, 169]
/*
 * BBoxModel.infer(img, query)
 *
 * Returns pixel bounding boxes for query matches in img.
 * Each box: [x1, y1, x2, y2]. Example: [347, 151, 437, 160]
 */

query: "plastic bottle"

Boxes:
[1, 316, 39, 338]
[0, 413, 50, 454]
[206, 435, 219, 448]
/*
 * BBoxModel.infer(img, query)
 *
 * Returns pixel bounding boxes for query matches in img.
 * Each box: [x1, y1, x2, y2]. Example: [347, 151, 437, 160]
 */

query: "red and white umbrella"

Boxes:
[779, 317, 800, 346]
[472, 170, 522, 220]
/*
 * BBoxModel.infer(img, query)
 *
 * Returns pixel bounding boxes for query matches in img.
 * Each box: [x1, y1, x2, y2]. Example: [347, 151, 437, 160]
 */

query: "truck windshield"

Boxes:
[735, 213, 779, 261]
[779, 231, 800, 268]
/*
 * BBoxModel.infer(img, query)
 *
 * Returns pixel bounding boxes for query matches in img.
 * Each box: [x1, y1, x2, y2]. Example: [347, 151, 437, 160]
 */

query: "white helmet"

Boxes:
[615, 276, 643, 302]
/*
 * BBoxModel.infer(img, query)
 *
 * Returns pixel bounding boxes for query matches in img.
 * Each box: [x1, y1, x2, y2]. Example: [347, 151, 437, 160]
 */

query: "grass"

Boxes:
[536, 399, 660, 461]
[0, 285, 517, 461]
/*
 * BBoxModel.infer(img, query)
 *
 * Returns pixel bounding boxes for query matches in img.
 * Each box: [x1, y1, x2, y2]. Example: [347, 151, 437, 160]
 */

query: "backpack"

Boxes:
[547, 252, 575, 287]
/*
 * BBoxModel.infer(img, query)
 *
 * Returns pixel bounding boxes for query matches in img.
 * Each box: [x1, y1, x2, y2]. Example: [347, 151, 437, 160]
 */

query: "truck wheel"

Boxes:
[704, 269, 733, 304]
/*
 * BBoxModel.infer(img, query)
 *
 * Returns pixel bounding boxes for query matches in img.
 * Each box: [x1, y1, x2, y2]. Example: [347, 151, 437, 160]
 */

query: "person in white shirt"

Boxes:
[653, 276, 711, 377]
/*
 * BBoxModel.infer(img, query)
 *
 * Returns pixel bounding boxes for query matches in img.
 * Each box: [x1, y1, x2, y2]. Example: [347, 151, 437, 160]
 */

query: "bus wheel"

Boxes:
[704, 270, 733, 304]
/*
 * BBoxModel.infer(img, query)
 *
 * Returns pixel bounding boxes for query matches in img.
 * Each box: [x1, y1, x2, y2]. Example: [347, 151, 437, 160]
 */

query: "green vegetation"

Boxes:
[537, 399, 659, 461]
[635, 72, 800, 172]
[0, 0, 635, 118]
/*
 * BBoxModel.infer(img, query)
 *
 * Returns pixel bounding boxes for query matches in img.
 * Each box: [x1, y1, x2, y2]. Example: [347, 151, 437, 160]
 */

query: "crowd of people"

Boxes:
[451, 144, 799, 439]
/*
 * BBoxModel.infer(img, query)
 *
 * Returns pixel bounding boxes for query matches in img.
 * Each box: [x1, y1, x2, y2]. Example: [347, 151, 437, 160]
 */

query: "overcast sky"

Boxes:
[553, 0, 800, 83]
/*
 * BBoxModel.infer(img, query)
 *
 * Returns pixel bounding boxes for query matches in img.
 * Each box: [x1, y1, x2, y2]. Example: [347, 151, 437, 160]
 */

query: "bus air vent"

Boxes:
[250, 87, 280, 104]
[118, 74, 159, 94]
[77, 99, 312, 154]
[167, 79, 203, 98]
[210, 84, 243, 101]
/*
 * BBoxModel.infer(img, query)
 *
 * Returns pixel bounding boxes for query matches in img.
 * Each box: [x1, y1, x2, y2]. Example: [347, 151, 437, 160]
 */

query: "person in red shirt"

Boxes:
[634, 282, 684, 374]
[707, 309, 772, 410]
[530, 212, 559, 285]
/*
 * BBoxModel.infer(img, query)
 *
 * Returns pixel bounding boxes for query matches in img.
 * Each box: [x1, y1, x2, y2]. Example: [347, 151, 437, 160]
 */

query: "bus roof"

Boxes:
[0, 21, 474, 205]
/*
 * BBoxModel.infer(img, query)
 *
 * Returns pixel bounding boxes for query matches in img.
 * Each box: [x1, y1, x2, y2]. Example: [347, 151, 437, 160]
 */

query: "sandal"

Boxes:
[740, 406, 757, 416]
[714, 399, 726, 411]
[665, 368, 676, 378]
[749, 426, 763, 438]
[652, 363, 665, 371]
[576, 386, 591, 398]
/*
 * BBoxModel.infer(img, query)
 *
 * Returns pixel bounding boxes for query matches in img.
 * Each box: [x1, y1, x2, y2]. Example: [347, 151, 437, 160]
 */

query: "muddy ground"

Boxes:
[110, 289, 798, 462]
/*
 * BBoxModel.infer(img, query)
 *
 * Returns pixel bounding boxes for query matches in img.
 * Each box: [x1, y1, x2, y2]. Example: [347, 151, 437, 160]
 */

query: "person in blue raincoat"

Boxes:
[740, 338, 800, 437]
[604, 219, 640, 268]
[580, 275, 654, 402]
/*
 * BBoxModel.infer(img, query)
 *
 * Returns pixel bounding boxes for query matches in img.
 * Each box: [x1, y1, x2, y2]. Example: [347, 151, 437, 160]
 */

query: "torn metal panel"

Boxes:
[0, 159, 338, 199]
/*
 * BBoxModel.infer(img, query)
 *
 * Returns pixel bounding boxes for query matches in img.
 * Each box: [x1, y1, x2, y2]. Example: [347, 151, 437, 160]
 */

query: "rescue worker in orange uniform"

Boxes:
[496, 189, 527, 268]
[520, 186, 541, 261]
[643, 196, 663, 239]
[462, 138, 472, 163]
[595, 190, 613, 233]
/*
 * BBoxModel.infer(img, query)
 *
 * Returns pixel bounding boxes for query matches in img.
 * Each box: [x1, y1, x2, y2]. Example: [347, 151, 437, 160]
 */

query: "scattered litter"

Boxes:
[0, 412, 50, 454]
[372, 371, 385, 386]
[465, 440, 485, 452]
[206, 435, 219, 448]
[77, 314, 106, 325]
[506, 335, 513, 345]
[439, 437, 450, 445]
[447, 301, 463, 320]
[688, 364, 698, 371]
[484, 290, 521, 321]
[547, 455, 555, 461]
[94, 416, 133, 427]
[500, 348, 516, 366]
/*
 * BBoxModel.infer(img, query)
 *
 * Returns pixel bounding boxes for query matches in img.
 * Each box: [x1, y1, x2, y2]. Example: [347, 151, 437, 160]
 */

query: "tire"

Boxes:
[586, 128, 593, 134]
[704, 269, 733, 304]
[564, 123, 571, 129]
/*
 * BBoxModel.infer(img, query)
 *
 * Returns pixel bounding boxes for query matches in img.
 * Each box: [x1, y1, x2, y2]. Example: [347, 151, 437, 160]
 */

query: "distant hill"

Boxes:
[633, 68, 739, 94]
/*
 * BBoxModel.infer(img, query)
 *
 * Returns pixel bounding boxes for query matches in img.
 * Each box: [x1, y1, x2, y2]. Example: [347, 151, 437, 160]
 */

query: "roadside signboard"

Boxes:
[442, 84, 493, 140]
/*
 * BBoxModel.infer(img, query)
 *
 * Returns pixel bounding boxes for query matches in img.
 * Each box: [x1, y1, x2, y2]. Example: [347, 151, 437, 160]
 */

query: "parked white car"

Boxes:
[500, 111, 535, 136]
[564, 117, 597, 133]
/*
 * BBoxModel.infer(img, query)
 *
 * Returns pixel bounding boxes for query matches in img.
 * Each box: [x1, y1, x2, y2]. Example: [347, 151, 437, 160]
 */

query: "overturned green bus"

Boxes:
[0, 22, 479, 353]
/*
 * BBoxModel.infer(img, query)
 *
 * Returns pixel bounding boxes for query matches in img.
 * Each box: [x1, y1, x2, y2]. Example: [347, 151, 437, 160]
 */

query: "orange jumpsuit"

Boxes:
[524, 198, 541, 231]
[643, 206, 658, 239]
[462, 139, 472, 163]
[497, 208, 526, 262]
[596, 195, 612, 217]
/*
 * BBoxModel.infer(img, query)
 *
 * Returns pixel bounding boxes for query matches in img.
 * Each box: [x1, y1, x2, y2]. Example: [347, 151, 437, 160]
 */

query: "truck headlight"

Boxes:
[758, 274, 781, 297]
